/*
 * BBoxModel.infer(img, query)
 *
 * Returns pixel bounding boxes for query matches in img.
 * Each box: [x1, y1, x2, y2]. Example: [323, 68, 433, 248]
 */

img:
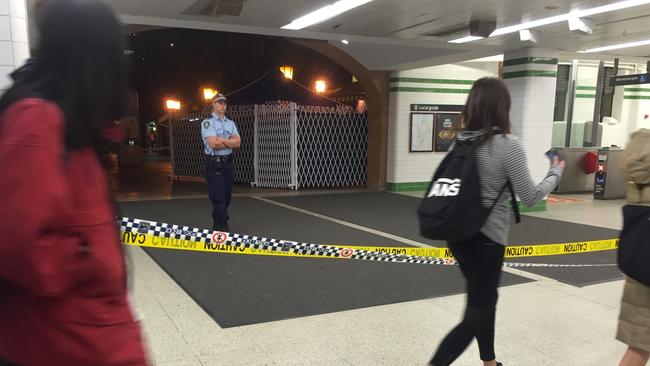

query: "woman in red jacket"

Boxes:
[0, 1, 148, 365]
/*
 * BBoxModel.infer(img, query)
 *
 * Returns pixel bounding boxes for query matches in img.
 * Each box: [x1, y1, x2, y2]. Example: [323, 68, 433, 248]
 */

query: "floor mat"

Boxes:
[119, 197, 531, 327]
[268, 192, 622, 287]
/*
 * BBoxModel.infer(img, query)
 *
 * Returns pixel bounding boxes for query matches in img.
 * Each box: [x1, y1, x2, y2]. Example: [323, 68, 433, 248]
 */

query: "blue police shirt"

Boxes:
[201, 113, 239, 156]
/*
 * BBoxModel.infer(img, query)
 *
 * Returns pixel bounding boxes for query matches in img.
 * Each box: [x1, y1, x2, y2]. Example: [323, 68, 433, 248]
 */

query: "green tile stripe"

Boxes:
[389, 87, 471, 94]
[624, 95, 650, 100]
[503, 57, 558, 67]
[624, 87, 650, 93]
[389, 77, 474, 85]
[386, 182, 429, 192]
[518, 200, 547, 213]
[502, 70, 557, 79]
[576, 86, 597, 90]
[576, 94, 596, 98]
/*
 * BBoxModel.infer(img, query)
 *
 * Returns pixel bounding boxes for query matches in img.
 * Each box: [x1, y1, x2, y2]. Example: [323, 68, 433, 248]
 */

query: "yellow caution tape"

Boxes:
[325, 239, 619, 259]
[119, 218, 618, 267]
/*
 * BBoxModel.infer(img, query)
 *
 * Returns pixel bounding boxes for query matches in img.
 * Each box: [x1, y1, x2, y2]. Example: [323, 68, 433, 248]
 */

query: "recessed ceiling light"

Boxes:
[282, 0, 374, 30]
[341, 39, 349, 44]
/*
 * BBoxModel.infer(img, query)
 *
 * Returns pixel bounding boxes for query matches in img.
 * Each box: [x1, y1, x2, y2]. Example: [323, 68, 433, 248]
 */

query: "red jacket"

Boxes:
[0, 99, 148, 365]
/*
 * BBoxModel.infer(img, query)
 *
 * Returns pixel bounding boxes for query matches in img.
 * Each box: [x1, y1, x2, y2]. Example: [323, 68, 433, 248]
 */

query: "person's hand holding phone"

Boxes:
[546, 149, 565, 171]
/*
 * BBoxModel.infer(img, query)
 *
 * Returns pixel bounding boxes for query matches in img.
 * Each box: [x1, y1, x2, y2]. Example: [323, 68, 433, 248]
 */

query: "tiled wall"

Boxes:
[387, 62, 499, 189]
[503, 49, 558, 184]
[0, 0, 29, 91]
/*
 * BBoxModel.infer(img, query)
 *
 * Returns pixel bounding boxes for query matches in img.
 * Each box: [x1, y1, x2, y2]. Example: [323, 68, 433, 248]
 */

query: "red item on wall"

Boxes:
[581, 151, 598, 174]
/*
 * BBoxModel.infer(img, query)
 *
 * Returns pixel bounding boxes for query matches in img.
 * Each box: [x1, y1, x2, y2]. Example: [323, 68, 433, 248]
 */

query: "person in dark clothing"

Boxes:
[428, 78, 565, 366]
[201, 94, 241, 232]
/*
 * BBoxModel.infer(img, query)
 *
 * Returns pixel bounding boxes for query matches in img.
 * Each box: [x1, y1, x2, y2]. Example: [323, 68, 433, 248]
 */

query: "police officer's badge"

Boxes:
[203, 120, 210, 129]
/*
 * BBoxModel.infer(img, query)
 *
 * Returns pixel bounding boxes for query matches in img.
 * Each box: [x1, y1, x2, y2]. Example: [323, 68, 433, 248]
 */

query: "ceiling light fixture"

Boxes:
[568, 15, 593, 34]
[341, 39, 349, 44]
[484, 0, 650, 38]
[448, 35, 484, 44]
[519, 29, 539, 43]
[282, 0, 374, 30]
[581, 39, 650, 53]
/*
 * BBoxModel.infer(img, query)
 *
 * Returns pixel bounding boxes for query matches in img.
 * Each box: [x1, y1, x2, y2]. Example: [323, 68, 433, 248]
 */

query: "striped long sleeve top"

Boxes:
[454, 131, 564, 245]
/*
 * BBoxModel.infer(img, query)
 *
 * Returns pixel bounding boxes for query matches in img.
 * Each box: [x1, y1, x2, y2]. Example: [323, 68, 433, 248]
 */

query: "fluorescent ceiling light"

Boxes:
[282, 0, 374, 30]
[448, 35, 484, 44]
[464, 54, 504, 62]
[491, 14, 569, 36]
[582, 39, 650, 53]
[488, 0, 650, 37]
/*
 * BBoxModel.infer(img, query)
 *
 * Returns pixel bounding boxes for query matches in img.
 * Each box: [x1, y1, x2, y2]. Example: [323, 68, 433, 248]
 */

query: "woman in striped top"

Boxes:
[429, 78, 565, 366]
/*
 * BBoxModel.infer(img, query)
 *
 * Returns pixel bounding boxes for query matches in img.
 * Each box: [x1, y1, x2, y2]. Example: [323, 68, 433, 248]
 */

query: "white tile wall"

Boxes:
[0, 0, 9, 16]
[504, 49, 558, 183]
[0, 0, 29, 91]
[388, 62, 499, 183]
[572, 64, 599, 123]
[11, 39, 27, 66]
[10, 16, 27, 43]
[388, 55, 649, 184]
[0, 40, 12, 65]
[621, 98, 650, 134]
[0, 16, 11, 41]
[8, 0, 25, 18]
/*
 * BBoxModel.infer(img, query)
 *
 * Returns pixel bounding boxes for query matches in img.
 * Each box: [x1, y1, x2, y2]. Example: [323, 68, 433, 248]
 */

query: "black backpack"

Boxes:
[417, 137, 520, 242]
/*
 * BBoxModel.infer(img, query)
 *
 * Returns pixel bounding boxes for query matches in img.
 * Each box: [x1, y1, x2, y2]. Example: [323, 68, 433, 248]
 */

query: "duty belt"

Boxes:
[205, 155, 233, 163]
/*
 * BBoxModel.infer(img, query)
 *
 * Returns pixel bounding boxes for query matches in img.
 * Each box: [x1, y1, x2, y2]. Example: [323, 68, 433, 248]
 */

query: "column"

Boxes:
[0, 0, 29, 92]
[503, 48, 559, 187]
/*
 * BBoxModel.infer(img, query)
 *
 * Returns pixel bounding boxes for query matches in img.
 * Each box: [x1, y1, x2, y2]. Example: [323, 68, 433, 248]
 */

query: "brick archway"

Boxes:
[292, 40, 389, 190]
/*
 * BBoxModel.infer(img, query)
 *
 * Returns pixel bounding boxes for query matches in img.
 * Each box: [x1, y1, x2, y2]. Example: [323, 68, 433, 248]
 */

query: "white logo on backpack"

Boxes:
[427, 178, 461, 197]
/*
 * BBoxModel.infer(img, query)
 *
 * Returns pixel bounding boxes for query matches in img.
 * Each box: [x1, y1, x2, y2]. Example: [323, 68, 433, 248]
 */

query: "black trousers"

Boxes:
[205, 158, 234, 228]
[430, 232, 505, 365]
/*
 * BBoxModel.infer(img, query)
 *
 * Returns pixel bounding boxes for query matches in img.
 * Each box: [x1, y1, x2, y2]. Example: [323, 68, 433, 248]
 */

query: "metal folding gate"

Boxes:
[169, 102, 367, 189]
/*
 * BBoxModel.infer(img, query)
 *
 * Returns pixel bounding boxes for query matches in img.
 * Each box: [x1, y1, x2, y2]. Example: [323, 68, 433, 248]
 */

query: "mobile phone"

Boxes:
[545, 149, 560, 161]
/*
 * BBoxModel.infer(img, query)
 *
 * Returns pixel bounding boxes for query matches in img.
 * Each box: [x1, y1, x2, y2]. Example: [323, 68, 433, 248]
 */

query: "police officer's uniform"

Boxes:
[201, 96, 239, 232]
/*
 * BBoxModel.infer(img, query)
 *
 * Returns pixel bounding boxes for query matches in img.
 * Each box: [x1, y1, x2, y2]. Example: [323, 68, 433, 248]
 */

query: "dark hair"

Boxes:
[462, 77, 511, 141]
[0, 0, 126, 152]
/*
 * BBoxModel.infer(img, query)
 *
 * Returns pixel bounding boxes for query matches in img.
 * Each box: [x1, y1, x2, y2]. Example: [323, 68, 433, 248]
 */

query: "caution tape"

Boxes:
[324, 239, 619, 259]
[119, 217, 618, 268]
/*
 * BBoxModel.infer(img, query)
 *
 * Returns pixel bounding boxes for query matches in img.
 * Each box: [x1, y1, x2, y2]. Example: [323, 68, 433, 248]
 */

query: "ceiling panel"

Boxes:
[332, 41, 465, 70]
[114, 0, 650, 64]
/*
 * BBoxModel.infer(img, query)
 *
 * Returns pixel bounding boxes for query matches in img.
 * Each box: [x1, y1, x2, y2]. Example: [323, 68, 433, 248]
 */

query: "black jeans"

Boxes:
[205, 158, 234, 228]
[430, 232, 505, 366]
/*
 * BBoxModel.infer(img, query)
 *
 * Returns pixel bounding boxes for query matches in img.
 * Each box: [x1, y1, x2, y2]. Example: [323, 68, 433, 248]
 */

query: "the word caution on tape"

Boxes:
[119, 217, 618, 268]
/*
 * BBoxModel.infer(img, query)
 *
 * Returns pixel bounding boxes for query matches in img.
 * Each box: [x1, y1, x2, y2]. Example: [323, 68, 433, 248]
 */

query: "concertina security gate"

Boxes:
[169, 102, 367, 189]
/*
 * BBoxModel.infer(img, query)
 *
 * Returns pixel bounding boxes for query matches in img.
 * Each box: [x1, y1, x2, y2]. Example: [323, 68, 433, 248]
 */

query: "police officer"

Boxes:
[201, 94, 240, 232]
